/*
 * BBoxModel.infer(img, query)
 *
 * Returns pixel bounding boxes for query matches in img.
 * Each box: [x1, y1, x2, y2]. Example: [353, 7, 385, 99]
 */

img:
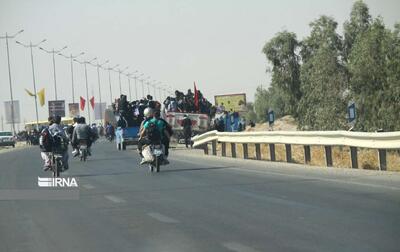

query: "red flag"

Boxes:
[90, 96, 95, 110]
[194, 82, 199, 112]
[80, 96, 86, 111]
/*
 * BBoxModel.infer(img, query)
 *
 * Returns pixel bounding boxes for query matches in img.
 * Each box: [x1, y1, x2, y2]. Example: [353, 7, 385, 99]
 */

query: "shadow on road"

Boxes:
[162, 166, 237, 173]
[73, 171, 134, 178]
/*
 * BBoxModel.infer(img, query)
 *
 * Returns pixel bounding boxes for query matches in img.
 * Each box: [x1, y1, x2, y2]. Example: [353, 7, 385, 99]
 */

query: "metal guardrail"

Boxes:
[192, 130, 400, 170]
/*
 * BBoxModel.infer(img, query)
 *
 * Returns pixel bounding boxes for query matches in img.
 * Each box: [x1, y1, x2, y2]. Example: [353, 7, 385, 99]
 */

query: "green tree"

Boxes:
[349, 18, 400, 131]
[300, 16, 343, 64]
[298, 16, 347, 130]
[343, 0, 371, 61]
[262, 31, 301, 117]
[254, 86, 286, 122]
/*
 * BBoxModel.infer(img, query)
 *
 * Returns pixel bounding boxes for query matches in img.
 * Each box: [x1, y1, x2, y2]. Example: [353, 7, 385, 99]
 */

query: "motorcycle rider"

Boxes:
[67, 116, 79, 155]
[71, 117, 91, 156]
[49, 115, 69, 170]
[139, 109, 170, 164]
[137, 107, 154, 160]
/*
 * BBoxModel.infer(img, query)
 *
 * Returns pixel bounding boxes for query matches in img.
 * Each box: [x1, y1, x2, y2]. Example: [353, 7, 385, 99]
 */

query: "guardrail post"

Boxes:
[285, 144, 292, 163]
[231, 143, 236, 158]
[221, 142, 226, 157]
[243, 143, 249, 159]
[350, 147, 358, 169]
[203, 143, 209, 155]
[212, 140, 217, 156]
[378, 149, 387, 171]
[325, 146, 333, 167]
[304, 145, 311, 164]
[255, 144, 261, 160]
[269, 144, 275, 161]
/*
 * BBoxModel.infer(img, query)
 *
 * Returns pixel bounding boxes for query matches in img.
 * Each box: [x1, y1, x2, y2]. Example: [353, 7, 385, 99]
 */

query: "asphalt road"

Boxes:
[0, 140, 399, 252]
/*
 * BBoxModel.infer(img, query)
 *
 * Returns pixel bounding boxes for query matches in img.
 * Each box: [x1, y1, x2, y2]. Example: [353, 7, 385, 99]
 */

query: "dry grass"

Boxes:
[236, 143, 244, 159]
[291, 145, 304, 164]
[388, 150, 400, 171]
[332, 146, 351, 168]
[261, 144, 270, 161]
[248, 144, 256, 159]
[310, 146, 326, 167]
[358, 148, 379, 170]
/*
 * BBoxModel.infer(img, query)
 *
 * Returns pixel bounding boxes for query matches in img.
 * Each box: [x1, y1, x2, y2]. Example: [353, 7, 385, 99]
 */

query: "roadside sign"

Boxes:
[68, 103, 79, 117]
[4, 100, 21, 124]
[348, 102, 356, 123]
[48, 100, 65, 117]
[268, 109, 275, 126]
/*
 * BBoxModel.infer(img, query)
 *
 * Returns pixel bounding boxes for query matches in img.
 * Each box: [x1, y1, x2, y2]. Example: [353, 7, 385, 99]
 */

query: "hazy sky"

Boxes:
[0, 0, 399, 129]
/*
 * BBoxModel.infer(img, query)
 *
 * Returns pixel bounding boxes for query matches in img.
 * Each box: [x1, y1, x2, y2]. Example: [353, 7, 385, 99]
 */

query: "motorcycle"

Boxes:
[148, 144, 165, 173]
[78, 139, 89, 162]
[47, 151, 63, 177]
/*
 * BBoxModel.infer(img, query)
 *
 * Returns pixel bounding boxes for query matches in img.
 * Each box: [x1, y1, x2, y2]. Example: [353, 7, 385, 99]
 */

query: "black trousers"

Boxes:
[184, 131, 192, 147]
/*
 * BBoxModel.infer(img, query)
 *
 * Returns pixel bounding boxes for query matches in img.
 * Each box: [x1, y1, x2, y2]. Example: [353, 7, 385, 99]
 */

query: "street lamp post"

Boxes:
[39, 45, 67, 100]
[107, 64, 119, 104]
[134, 73, 144, 100]
[126, 70, 138, 101]
[156, 81, 162, 101]
[59, 52, 84, 103]
[75, 57, 97, 124]
[0, 29, 24, 134]
[16, 38, 46, 130]
[91, 59, 109, 123]
[141, 76, 150, 98]
[116, 66, 129, 96]
[151, 80, 158, 100]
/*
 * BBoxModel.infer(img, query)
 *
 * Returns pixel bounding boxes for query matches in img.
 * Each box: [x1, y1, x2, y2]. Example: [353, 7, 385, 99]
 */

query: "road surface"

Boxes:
[0, 141, 399, 252]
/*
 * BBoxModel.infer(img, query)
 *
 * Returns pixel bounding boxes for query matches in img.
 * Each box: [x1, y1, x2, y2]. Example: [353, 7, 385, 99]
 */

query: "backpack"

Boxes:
[52, 132, 67, 153]
[39, 128, 53, 152]
[146, 121, 161, 143]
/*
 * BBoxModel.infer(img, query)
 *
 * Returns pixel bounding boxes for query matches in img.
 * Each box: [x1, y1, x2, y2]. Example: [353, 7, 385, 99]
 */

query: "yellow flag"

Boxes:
[37, 88, 45, 107]
[25, 88, 35, 97]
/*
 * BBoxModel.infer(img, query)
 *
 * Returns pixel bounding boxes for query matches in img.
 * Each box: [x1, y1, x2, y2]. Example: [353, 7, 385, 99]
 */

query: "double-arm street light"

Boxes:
[133, 73, 144, 100]
[90, 59, 109, 122]
[39, 45, 67, 100]
[74, 57, 97, 124]
[125, 70, 138, 101]
[150, 80, 158, 100]
[140, 76, 150, 98]
[16, 38, 46, 130]
[0, 29, 24, 134]
[58, 51, 84, 103]
[116, 66, 129, 96]
[106, 64, 119, 104]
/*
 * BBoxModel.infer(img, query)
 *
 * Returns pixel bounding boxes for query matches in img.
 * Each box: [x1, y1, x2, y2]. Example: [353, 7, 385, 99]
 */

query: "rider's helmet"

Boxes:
[144, 107, 153, 118]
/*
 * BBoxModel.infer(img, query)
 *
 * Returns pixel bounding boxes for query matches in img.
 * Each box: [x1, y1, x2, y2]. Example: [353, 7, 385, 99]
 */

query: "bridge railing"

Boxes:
[192, 130, 400, 170]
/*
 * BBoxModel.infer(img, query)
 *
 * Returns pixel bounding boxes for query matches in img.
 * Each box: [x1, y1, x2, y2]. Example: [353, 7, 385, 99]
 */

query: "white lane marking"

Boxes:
[222, 242, 260, 252]
[170, 157, 400, 191]
[147, 212, 179, 223]
[82, 184, 95, 189]
[104, 195, 126, 203]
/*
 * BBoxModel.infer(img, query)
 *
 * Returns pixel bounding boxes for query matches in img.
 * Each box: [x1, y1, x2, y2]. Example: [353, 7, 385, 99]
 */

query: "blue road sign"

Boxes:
[348, 102, 356, 123]
[268, 110, 275, 126]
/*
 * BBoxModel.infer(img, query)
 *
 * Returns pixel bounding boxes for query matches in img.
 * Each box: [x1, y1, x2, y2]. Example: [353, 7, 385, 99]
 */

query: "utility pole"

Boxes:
[39, 45, 68, 100]
[16, 39, 46, 130]
[0, 29, 24, 134]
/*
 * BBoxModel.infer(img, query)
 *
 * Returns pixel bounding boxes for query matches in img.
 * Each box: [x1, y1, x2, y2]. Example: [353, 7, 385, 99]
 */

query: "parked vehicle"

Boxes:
[0, 131, 16, 148]
[115, 126, 140, 150]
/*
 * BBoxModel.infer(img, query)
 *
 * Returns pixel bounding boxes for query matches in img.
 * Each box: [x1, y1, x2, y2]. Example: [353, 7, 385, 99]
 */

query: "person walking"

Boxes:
[181, 114, 192, 148]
